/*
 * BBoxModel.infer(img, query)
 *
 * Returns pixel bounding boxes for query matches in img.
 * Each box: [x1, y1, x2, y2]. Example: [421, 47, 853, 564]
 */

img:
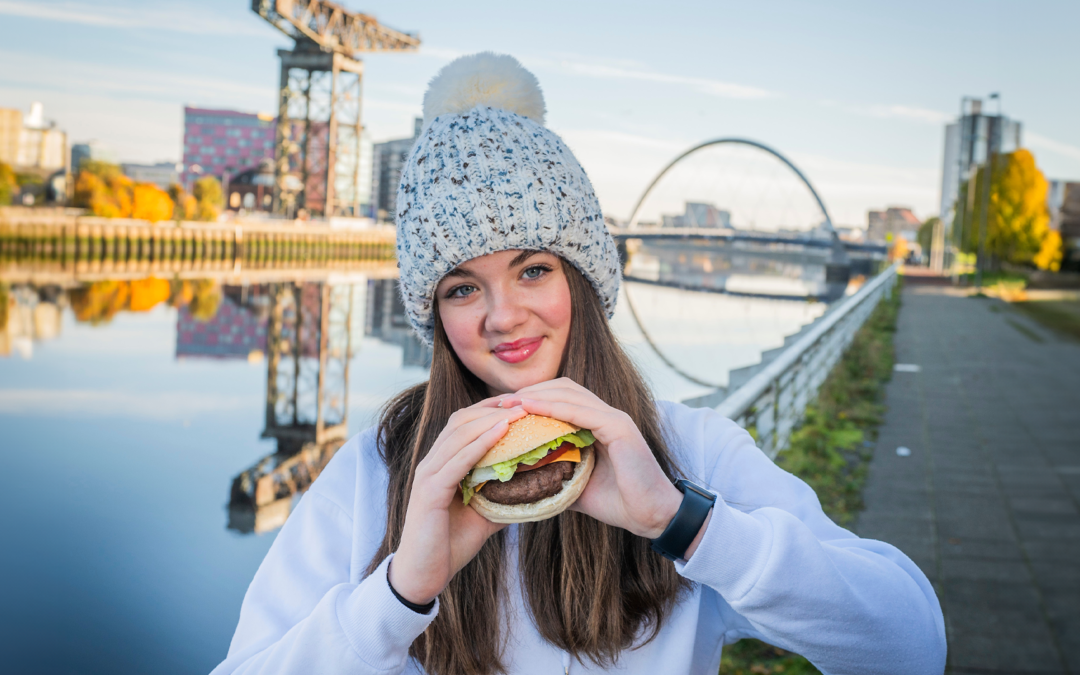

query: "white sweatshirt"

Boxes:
[211, 401, 946, 675]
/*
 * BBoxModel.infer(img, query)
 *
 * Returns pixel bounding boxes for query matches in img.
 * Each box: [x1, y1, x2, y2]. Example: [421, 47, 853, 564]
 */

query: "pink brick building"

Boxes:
[182, 106, 276, 190]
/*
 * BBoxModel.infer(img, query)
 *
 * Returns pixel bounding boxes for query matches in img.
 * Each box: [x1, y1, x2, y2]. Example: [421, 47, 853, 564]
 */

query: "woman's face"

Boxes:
[435, 249, 572, 396]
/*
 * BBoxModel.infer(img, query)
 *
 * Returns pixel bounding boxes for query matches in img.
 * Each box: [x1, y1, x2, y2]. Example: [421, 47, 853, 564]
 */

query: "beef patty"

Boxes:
[479, 460, 576, 505]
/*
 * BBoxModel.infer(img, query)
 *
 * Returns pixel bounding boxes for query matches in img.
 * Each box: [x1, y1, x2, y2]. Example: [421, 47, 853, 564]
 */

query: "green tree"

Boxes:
[954, 149, 1054, 269]
[917, 216, 939, 260]
[168, 183, 198, 221]
[0, 161, 15, 205]
[193, 176, 223, 222]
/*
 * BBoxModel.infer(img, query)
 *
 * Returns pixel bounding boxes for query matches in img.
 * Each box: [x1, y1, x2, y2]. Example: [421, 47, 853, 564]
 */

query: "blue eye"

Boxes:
[447, 284, 476, 298]
[522, 264, 551, 280]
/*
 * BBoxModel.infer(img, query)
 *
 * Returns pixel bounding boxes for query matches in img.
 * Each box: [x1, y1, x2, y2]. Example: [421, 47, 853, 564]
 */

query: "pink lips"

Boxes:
[492, 337, 544, 364]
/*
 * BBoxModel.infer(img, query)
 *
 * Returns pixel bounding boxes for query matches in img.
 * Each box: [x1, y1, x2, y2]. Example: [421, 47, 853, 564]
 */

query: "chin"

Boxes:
[491, 365, 557, 394]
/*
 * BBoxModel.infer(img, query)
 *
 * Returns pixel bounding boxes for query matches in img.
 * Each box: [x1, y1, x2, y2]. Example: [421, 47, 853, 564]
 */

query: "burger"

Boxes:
[461, 414, 596, 523]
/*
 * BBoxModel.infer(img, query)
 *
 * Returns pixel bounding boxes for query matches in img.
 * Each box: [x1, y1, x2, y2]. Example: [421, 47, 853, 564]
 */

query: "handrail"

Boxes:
[714, 263, 899, 457]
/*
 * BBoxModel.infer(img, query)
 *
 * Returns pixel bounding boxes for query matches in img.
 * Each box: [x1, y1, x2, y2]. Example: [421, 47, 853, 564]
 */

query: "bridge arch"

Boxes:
[626, 138, 835, 233]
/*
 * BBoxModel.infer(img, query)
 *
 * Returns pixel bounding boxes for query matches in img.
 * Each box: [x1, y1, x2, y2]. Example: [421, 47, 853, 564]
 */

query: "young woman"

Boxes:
[212, 54, 946, 675]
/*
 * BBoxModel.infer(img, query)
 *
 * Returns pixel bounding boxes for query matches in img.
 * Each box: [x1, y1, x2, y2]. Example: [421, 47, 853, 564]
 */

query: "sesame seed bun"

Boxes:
[469, 445, 595, 523]
[474, 414, 580, 469]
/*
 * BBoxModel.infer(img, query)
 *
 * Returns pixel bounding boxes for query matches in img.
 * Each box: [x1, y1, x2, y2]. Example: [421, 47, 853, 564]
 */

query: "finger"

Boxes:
[516, 398, 617, 434]
[437, 417, 516, 484]
[500, 386, 601, 410]
[473, 394, 512, 409]
[512, 377, 586, 397]
[426, 407, 526, 471]
[433, 402, 521, 447]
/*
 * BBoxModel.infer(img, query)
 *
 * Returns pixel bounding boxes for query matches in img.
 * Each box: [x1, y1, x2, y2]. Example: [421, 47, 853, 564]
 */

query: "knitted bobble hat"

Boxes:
[395, 52, 621, 345]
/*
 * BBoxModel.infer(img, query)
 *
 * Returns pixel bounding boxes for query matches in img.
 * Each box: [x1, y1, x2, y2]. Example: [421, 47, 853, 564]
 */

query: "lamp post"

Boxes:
[974, 93, 999, 291]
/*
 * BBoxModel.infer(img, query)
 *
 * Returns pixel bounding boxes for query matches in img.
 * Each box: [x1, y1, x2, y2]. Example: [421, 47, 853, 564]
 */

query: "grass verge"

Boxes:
[718, 284, 901, 675]
[1011, 300, 1080, 342]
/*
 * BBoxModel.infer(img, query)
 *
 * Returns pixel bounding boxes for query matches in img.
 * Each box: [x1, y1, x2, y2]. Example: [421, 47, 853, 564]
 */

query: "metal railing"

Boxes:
[715, 264, 899, 459]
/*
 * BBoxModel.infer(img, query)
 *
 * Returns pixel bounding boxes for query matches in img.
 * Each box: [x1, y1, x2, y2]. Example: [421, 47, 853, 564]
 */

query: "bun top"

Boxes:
[474, 414, 579, 469]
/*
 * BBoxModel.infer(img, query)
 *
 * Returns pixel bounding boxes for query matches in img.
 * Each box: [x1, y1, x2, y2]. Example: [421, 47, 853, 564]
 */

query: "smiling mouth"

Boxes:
[492, 337, 544, 364]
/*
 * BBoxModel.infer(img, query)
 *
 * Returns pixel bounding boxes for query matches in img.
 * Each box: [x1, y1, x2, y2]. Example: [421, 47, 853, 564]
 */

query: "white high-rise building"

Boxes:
[939, 99, 1022, 239]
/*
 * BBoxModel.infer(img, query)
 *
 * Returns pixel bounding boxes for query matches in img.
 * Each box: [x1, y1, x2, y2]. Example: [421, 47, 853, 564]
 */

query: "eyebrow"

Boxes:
[443, 250, 543, 278]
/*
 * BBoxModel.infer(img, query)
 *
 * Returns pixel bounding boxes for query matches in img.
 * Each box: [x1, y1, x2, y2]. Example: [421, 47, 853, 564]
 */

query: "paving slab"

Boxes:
[855, 285, 1080, 674]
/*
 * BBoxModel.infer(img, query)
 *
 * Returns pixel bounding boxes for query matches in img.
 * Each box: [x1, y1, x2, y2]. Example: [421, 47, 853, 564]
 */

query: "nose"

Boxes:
[484, 284, 528, 335]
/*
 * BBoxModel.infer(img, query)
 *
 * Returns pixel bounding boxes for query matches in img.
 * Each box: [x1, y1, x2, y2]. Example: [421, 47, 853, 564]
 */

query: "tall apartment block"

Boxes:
[939, 99, 1022, 239]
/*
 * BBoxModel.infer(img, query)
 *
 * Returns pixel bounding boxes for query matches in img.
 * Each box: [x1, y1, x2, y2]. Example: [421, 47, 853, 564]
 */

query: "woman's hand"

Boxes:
[499, 378, 684, 540]
[388, 396, 527, 605]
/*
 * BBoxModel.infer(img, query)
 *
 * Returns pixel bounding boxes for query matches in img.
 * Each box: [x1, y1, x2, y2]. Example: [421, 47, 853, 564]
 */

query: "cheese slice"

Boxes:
[556, 448, 581, 463]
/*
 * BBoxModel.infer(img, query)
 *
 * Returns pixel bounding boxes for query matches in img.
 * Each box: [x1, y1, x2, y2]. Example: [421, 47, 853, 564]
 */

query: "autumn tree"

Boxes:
[193, 176, 223, 222]
[955, 149, 1059, 270]
[187, 279, 222, 321]
[73, 161, 135, 218]
[0, 161, 16, 206]
[132, 183, 174, 222]
[68, 280, 131, 325]
[127, 277, 172, 312]
[168, 183, 198, 221]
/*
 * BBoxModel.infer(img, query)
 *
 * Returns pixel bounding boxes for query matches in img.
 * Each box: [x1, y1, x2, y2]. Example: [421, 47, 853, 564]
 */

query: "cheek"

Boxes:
[438, 301, 484, 358]
[536, 277, 572, 344]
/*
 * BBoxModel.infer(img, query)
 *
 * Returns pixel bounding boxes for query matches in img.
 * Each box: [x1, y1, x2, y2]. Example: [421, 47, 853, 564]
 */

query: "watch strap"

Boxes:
[650, 479, 717, 561]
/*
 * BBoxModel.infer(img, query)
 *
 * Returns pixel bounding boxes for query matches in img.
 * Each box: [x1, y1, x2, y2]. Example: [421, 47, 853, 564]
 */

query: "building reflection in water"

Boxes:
[0, 284, 65, 358]
[221, 277, 429, 534]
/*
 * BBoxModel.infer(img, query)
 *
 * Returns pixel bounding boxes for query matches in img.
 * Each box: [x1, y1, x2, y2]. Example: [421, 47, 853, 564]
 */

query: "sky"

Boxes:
[1, 0, 1078, 227]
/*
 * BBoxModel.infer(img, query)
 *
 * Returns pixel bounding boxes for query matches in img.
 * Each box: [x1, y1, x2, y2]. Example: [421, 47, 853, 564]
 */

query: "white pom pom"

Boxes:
[423, 52, 546, 127]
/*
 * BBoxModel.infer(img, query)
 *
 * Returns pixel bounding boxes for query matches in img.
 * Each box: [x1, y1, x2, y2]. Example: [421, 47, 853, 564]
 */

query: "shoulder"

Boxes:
[307, 425, 388, 521]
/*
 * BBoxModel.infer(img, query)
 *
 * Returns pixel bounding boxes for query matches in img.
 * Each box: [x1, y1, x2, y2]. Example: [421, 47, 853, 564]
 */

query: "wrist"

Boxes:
[641, 482, 684, 539]
[387, 556, 438, 607]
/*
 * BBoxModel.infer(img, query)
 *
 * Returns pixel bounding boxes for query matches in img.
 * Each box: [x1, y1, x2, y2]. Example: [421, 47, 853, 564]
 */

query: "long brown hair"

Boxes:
[368, 258, 689, 674]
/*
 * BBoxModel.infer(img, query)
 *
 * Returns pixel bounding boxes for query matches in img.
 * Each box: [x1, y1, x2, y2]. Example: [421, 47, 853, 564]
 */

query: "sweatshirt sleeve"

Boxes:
[665, 403, 946, 675]
[210, 451, 437, 674]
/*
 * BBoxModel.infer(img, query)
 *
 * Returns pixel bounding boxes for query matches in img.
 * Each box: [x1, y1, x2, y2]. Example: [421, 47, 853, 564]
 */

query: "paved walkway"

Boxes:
[856, 283, 1080, 674]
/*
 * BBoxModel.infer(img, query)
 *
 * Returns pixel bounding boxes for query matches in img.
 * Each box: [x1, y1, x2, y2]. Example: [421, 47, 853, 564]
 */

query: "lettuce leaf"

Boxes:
[461, 429, 595, 504]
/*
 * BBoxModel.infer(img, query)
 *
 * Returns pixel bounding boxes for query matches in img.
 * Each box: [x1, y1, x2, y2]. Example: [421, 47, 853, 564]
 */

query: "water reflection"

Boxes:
[622, 237, 852, 301]
[0, 239, 881, 538]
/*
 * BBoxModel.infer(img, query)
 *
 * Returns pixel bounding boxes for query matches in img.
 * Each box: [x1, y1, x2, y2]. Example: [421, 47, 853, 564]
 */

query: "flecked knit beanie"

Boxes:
[395, 52, 621, 345]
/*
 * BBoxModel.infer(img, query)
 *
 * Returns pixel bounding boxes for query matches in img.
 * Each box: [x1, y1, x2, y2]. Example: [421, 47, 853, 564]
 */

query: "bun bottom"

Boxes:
[469, 446, 595, 524]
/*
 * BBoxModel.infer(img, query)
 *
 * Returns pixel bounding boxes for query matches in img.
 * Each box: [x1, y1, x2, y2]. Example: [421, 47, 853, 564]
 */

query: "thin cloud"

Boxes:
[1027, 132, 1080, 162]
[558, 61, 776, 100]
[821, 99, 952, 125]
[862, 105, 952, 124]
[0, 0, 270, 37]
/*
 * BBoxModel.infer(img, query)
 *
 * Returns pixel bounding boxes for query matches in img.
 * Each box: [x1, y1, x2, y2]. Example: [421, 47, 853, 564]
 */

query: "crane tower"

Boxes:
[252, 0, 420, 218]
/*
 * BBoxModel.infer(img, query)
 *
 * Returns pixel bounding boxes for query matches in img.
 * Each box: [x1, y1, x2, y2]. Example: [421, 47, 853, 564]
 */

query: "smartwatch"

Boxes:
[650, 479, 717, 561]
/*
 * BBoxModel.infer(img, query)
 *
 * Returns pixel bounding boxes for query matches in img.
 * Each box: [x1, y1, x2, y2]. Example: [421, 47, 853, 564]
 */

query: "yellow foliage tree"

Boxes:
[956, 149, 1055, 268]
[1034, 230, 1063, 272]
[131, 183, 174, 222]
[0, 161, 16, 206]
[128, 277, 172, 312]
[73, 161, 135, 218]
[193, 176, 224, 222]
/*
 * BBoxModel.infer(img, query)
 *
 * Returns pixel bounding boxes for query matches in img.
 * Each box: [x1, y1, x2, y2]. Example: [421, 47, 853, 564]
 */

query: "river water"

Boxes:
[0, 240, 877, 674]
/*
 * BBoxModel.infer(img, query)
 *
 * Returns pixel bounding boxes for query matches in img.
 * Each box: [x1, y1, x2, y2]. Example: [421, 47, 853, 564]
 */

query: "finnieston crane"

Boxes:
[252, 0, 420, 218]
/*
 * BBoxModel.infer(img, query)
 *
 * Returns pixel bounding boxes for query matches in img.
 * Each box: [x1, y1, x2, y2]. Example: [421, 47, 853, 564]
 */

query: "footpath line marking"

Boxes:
[894, 363, 921, 372]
